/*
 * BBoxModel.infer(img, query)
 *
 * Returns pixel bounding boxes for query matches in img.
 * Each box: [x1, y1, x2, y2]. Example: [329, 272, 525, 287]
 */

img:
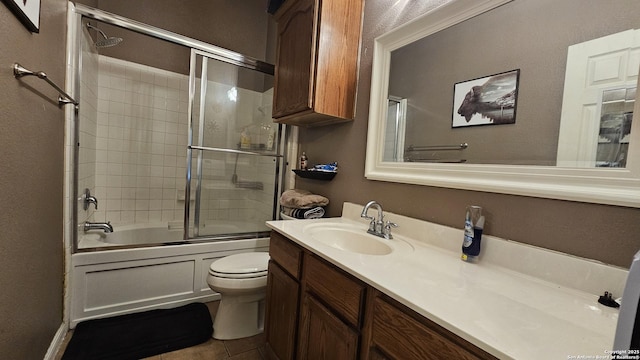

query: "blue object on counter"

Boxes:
[313, 162, 338, 172]
[462, 206, 484, 262]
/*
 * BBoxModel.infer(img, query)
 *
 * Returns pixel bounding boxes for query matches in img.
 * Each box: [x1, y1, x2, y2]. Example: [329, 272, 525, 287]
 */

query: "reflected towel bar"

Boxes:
[405, 158, 467, 163]
[13, 63, 78, 108]
[406, 143, 468, 152]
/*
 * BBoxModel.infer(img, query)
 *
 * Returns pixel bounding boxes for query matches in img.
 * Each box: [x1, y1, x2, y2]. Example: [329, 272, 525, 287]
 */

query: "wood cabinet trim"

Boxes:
[312, 0, 363, 119]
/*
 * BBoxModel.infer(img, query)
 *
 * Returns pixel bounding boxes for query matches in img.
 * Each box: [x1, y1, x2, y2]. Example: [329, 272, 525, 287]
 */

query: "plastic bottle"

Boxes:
[461, 206, 484, 262]
[300, 152, 308, 170]
[240, 127, 251, 149]
[266, 126, 275, 150]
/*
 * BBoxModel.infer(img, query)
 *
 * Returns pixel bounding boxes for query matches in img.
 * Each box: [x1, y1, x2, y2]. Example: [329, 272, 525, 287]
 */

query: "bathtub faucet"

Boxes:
[84, 221, 114, 233]
[83, 188, 98, 210]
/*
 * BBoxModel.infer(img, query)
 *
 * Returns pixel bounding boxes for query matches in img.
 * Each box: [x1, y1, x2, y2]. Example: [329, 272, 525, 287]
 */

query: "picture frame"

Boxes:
[2, 0, 41, 33]
[452, 69, 520, 128]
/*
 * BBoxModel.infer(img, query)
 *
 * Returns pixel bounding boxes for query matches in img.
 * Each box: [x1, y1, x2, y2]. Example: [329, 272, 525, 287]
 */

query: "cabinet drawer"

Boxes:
[303, 254, 365, 327]
[269, 231, 303, 280]
[371, 296, 497, 360]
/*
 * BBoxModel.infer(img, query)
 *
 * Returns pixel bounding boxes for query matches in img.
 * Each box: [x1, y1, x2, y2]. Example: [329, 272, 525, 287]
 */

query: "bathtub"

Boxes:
[78, 221, 267, 248]
[71, 222, 270, 327]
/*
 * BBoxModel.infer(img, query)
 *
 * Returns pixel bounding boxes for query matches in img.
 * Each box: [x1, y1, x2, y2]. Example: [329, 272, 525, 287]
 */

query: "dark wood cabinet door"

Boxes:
[297, 292, 359, 360]
[265, 261, 300, 360]
[272, 0, 314, 119]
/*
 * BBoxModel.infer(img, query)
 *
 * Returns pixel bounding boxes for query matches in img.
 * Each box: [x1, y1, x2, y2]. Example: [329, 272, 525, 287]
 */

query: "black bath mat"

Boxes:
[62, 303, 213, 360]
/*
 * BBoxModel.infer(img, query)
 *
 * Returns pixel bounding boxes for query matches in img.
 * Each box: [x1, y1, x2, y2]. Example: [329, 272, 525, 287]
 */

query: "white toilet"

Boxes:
[206, 252, 270, 340]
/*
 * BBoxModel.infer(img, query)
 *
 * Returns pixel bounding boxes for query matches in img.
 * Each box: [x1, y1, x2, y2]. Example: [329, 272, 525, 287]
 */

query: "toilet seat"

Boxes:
[209, 252, 269, 279]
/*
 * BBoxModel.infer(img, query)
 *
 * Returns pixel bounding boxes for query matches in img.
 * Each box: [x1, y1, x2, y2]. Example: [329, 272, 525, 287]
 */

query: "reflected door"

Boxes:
[383, 96, 407, 162]
[557, 29, 640, 167]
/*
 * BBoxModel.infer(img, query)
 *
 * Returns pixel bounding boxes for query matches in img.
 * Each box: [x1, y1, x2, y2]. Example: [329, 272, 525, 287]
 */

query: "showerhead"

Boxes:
[86, 23, 123, 48]
[96, 36, 123, 48]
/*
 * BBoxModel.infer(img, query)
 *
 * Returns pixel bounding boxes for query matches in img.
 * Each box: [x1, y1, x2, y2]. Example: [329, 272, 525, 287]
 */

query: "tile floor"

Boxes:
[142, 333, 266, 360]
[55, 301, 266, 360]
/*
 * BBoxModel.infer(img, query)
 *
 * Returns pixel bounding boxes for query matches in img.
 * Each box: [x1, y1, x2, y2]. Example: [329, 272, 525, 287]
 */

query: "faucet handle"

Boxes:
[83, 188, 98, 210]
[384, 220, 398, 229]
[383, 220, 398, 239]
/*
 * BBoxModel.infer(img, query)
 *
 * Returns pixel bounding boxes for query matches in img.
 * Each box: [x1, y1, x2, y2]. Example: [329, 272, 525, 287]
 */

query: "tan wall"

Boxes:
[297, 0, 640, 268]
[390, 0, 640, 166]
[0, 0, 67, 358]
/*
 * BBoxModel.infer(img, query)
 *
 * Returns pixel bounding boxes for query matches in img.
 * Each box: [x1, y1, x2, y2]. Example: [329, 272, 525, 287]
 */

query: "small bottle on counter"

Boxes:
[300, 152, 308, 170]
[461, 205, 484, 262]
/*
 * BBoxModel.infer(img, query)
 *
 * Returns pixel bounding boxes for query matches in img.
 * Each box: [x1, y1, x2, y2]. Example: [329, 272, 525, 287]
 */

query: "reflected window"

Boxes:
[597, 87, 635, 167]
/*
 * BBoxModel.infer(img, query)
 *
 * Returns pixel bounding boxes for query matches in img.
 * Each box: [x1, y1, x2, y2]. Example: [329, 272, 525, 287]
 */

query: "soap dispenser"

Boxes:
[461, 205, 484, 262]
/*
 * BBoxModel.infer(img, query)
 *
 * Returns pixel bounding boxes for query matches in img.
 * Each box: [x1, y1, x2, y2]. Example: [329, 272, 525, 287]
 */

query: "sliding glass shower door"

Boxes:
[185, 50, 283, 239]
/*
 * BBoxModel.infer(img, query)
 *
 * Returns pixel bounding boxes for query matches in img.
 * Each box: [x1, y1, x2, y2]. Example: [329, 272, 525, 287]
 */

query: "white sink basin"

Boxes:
[302, 223, 413, 255]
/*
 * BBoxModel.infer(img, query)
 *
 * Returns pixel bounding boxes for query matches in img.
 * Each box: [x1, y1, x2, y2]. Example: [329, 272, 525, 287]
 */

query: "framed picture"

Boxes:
[452, 69, 520, 128]
[2, 0, 41, 32]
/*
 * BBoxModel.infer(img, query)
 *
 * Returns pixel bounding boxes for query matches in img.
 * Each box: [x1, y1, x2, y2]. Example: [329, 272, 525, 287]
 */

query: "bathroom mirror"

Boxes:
[365, 0, 640, 207]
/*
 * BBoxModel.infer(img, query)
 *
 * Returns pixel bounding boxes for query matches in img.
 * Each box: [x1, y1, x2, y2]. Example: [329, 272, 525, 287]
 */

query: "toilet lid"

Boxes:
[209, 252, 270, 279]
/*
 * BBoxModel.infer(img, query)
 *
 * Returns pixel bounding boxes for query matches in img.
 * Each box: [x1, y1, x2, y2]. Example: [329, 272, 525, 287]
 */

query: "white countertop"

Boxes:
[266, 202, 628, 360]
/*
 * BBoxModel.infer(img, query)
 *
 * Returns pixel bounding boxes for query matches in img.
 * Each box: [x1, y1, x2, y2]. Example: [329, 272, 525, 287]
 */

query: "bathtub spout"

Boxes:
[84, 221, 114, 233]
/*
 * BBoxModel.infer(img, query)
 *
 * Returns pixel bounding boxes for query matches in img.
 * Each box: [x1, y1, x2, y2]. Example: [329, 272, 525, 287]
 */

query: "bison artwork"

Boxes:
[453, 70, 519, 127]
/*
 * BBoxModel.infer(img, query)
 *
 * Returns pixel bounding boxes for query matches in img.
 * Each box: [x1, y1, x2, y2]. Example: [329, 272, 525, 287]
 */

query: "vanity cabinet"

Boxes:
[265, 231, 366, 360]
[271, 0, 364, 126]
[265, 231, 496, 359]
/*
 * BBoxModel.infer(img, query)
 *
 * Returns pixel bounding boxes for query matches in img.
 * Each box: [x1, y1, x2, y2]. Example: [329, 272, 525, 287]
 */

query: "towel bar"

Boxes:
[13, 63, 78, 108]
[405, 158, 467, 163]
[406, 143, 468, 152]
[189, 145, 284, 158]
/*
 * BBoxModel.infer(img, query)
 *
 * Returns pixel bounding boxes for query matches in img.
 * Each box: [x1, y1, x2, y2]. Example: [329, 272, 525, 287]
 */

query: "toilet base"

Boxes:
[212, 292, 265, 340]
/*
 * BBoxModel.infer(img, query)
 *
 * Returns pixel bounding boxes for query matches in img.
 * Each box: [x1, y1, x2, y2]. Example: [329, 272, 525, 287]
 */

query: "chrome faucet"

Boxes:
[83, 188, 98, 210]
[84, 221, 114, 233]
[360, 201, 397, 239]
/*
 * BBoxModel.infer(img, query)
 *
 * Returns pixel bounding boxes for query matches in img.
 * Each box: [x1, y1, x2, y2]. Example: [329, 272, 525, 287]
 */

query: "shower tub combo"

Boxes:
[66, 4, 285, 327]
[71, 224, 268, 327]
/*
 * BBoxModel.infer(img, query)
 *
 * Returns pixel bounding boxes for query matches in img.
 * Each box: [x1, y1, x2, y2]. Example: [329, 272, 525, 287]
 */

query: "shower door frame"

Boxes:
[71, 4, 285, 247]
[187, 48, 285, 239]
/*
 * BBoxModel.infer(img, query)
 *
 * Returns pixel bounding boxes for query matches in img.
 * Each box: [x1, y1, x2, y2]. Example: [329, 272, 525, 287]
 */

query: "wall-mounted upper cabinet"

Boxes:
[272, 0, 364, 126]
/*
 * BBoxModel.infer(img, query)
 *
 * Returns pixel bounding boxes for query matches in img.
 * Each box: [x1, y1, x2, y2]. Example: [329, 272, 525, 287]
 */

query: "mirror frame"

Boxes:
[365, 0, 640, 207]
